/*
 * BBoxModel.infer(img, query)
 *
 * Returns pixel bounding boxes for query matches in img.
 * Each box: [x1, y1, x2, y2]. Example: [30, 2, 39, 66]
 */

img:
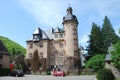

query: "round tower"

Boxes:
[63, 7, 78, 57]
[63, 7, 80, 74]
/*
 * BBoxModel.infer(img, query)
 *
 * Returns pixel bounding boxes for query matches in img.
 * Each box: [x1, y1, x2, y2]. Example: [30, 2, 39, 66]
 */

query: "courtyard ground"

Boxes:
[0, 75, 97, 80]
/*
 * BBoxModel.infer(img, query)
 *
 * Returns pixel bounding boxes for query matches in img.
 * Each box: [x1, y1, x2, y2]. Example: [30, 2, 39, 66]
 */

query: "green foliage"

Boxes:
[111, 41, 120, 69]
[101, 16, 120, 53]
[46, 69, 51, 75]
[87, 16, 120, 58]
[14, 63, 22, 70]
[85, 54, 105, 71]
[96, 68, 115, 80]
[87, 23, 102, 57]
[0, 36, 26, 57]
[0, 68, 10, 76]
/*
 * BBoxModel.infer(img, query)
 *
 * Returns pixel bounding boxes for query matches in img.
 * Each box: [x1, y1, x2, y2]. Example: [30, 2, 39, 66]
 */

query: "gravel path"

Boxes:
[0, 75, 97, 80]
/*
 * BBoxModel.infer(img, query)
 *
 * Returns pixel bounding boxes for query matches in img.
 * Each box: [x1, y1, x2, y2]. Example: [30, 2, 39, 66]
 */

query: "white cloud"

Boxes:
[80, 33, 89, 43]
[18, 0, 67, 29]
[17, 0, 120, 47]
[18, 0, 120, 30]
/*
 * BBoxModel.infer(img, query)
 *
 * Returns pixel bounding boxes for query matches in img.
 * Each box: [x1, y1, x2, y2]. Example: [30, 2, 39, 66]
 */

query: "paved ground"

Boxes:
[0, 75, 97, 80]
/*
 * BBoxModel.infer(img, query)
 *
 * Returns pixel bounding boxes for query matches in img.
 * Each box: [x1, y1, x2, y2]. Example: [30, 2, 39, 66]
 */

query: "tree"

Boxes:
[111, 42, 120, 69]
[101, 16, 120, 53]
[87, 23, 102, 57]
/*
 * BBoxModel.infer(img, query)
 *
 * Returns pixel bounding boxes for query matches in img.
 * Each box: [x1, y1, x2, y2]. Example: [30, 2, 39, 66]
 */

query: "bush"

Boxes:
[96, 68, 115, 80]
[85, 54, 105, 71]
[111, 42, 120, 70]
[46, 69, 51, 75]
[0, 68, 10, 76]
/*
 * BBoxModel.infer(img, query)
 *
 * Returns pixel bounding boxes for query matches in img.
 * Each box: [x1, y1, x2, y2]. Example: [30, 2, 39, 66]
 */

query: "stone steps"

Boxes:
[106, 63, 120, 79]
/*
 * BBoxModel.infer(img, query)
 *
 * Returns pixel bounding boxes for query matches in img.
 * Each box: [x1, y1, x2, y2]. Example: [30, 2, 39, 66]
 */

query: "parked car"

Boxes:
[10, 70, 24, 77]
[51, 67, 65, 76]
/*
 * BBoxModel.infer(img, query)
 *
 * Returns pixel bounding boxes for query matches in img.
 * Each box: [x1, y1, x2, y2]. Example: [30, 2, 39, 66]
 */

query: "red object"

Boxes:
[9, 63, 14, 71]
[52, 68, 65, 76]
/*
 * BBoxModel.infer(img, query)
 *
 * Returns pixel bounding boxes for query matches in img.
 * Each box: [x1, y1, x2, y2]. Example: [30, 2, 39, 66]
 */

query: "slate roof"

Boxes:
[27, 27, 64, 41]
[63, 7, 78, 23]
[0, 40, 9, 55]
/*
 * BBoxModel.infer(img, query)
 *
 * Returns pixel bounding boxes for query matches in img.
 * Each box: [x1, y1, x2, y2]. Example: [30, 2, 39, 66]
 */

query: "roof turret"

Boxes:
[63, 6, 78, 23]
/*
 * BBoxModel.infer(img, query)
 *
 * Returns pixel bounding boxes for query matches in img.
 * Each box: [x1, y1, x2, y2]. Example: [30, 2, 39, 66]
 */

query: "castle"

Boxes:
[26, 7, 81, 74]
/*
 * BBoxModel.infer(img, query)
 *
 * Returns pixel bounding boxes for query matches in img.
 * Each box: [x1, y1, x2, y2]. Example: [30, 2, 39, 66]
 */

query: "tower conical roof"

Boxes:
[63, 6, 78, 23]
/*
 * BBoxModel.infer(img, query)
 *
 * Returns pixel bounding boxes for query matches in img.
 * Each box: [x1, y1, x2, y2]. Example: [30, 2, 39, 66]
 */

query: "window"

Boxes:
[73, 29, 77, 35]
[39, 42, 43, 48]
[74, 39, 78, 45]
[40, 52, 43, 58]
[60, 34, 64, 38]
[29, 43, 33, 48]
[34, 35, 38, 39]
[55, 34, 58, 38]
[29, 53, 32, 58]
[74, 50, 79, 57]
[59, 53, 64, 57]
[59, 43, 63, 48]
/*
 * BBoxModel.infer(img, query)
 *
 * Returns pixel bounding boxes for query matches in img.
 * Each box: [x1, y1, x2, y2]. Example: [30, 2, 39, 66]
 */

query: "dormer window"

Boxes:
[60, 34, 64, 38]
[55, 34, 58, 38]
[32, 27, 43, 41]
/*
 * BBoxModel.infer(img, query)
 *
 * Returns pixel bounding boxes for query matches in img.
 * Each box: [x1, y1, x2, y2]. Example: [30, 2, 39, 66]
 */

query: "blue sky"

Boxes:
[0, 0, 120, 50]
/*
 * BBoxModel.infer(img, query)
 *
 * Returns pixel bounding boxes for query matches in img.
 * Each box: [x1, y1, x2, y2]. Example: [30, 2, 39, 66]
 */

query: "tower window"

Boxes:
[74, 39, 78, 45]
[74, 50, 79, 57]
[73, 29, 77, 35]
